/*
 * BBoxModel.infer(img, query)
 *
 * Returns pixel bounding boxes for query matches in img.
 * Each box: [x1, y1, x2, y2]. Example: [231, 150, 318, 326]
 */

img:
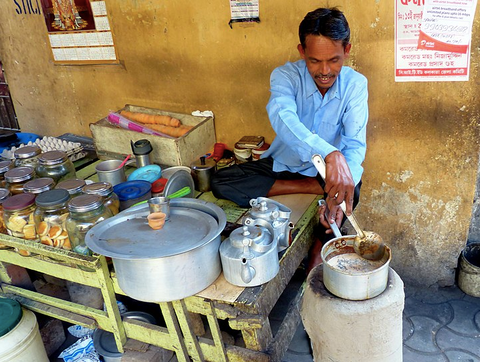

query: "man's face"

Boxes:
[298, 35, 351, 96]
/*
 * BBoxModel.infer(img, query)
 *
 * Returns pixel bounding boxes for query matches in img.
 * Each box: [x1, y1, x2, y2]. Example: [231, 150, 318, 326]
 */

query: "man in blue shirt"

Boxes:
[211, 8, 368, 271]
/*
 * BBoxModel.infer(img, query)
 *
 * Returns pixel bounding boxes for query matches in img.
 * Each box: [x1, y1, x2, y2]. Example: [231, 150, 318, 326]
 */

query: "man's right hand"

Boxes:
[323, 151, 355, 222]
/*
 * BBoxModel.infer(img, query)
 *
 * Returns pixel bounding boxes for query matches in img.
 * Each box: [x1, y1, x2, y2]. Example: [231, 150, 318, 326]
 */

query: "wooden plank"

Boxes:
[172, 300, 205, 362]
[204, 301, 228, 362]
[160, 302, 190, 362]
[122, 319, 173, 350]
[196, 273, 245, 302]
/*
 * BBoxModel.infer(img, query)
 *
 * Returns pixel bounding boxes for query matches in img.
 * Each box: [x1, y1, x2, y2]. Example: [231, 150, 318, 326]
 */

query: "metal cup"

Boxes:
[95, 159, 126, 186]
[148, 196, 170, 220]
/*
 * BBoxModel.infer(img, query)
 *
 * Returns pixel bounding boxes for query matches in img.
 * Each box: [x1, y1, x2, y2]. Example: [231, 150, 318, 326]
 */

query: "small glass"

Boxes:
[4, 166, 36, 195]
[66, 194, 113, 256]
[3, 193, 38, 256]
[14, 145, 42, 168]
[82, 182, 120, 216]
[23, 177, 55, 195]
[35, 150, 76, 183]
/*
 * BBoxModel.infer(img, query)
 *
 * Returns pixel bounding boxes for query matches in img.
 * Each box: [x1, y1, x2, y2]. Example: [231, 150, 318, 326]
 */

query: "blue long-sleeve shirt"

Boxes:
[261, 60, 368, 186]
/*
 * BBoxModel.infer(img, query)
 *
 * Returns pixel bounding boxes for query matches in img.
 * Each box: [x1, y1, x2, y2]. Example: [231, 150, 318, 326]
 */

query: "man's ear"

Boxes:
[344, 43, 352, 57]
[297, 44, 305, 59]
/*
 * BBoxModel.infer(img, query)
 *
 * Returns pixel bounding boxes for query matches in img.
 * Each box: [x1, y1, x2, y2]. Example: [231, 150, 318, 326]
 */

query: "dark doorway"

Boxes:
[0, 62, 20, 131]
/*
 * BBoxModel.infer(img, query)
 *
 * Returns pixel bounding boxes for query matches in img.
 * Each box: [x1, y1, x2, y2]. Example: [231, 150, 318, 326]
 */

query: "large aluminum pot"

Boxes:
[321, 235, 392, 300]
[85, 198, 226, 302]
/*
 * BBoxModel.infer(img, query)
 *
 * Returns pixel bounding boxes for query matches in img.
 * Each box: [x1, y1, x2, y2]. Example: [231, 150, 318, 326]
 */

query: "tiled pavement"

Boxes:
[282, 282, 480, 362]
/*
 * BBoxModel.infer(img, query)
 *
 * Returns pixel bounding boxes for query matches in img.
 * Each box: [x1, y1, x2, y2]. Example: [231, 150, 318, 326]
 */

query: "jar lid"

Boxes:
[0, 188, 10, 203]
[13, 145, 41, 159]
[0, 298, 22, 337]
[0, 160, 14, 174]
[3, 192, 36, 210]
[127, 165, 161, 183]
[190, 156, 216, 171]
[56, 179, 86, 194]
[151, 178, 168, 193]
[35, 189, 70, 207]
[4, 166, 35, 183]
[68, 194, 104, 213]
[23, 177, 55, 194]
[131, 139, 153, 155]
[38, 150, 68, 165]
[113, 180, 151, 201]
[82, 182, 113, 197]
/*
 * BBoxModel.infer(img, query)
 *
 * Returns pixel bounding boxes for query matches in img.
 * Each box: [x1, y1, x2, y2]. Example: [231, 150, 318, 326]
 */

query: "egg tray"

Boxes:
[0, 136, 87, 162]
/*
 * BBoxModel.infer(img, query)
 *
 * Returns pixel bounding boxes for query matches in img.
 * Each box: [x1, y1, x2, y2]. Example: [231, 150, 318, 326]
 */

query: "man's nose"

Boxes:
[319, 63, 330, 75]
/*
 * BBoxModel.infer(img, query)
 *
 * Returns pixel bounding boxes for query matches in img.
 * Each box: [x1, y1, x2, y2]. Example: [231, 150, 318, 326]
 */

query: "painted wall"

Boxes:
[0, 0, 479, 287]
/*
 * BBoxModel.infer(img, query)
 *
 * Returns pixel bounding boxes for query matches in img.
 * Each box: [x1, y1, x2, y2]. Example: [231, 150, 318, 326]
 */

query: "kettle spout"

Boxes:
[240, 258, 256, 284]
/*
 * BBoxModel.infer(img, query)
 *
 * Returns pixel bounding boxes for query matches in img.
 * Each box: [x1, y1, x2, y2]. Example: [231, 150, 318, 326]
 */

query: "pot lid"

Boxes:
[0, 160, 14, 174]
[4, 166, 35, 183]
[35, 189, 70, 207]
[127, 164, 161, 183]
[38, 150, 68, 165]
[56, 179, 86, 194]
[85, 202, 221, 259]
[93, 329, 122, 358]
[191, 156, 216, 171]
[23, 177, 55, 194]
[0, 298, 22, 337]
[3, 193, 36, 210]
[14, 145, 41, 159]
[113, 180, 151, 201]
[83, 181, 114, 197]
[163, 170, 195, 198]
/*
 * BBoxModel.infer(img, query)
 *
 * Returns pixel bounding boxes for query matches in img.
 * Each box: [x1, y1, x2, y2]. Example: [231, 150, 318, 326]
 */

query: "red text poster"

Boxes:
[395, 0, 477, 82]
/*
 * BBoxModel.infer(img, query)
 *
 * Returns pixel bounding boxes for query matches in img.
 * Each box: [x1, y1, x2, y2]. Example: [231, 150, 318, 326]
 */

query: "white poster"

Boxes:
[395, 0, 477, 82]
[229, 0, 259, 27]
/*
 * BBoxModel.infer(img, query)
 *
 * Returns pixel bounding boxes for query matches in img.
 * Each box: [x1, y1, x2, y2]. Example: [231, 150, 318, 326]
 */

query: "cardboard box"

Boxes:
[90, 104, 216, 166]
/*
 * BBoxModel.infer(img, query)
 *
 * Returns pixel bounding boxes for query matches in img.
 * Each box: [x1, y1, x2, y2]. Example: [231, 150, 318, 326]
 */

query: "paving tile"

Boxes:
[282, 350, 313, 362]
[287, 323, 312, 354]
[436, 327, 480, 356]
[444, 350, 480, 361]
[404, 315, 442, 353]
[446, 300, 480, 337]
[403, 347, 448, 362]
[404, 296, 453, 324]
[408, 285, 465, 304]
[403, 314, 415, 341]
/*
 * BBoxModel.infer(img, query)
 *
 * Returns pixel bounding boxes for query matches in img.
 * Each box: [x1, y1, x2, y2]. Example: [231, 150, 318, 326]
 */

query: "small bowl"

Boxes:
[147, 212, 167, 230]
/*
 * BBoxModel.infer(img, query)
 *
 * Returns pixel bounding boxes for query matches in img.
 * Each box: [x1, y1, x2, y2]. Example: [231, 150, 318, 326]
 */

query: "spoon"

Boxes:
[117, 154, 131, 169]
[318, 199, 342, 238]
[311, 154, 386, 261]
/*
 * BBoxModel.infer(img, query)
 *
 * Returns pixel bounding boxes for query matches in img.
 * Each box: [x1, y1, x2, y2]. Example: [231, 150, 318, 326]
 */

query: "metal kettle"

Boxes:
[219, 224, 279, 287]
[242, 197, 294, 252]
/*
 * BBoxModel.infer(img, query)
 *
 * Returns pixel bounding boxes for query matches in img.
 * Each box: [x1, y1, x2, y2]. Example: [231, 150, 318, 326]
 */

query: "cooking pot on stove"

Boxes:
[85, 198, 226, 302]
[220, 224, 279, 287]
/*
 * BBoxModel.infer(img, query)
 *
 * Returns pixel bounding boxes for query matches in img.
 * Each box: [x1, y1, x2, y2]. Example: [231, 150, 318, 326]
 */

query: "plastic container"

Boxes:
[55, 178, 86, 198]
[0, 298, 49, 362]
[66, 194, 113, 256]
[34, 189, 71, 250]
[113, 180, 152, 211]
[127, 164, 161, 183]
[151, 178, 167, 197]
[13, 145, 42, 168]
[3, 193, 38, 256]
[4, 166, 35, 195]
[82, 182, 120, 216]
[35, 150, 76, 183]
[23, 177, 55, 195]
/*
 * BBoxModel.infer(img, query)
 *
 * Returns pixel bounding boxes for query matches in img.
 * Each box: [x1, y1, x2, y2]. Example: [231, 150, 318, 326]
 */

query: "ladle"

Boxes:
[117, 154, 132, 169]
[312, 154, 386, 261]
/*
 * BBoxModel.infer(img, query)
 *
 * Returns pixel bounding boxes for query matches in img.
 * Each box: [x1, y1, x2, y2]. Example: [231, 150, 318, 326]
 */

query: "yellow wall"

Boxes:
[1, 0, 479, 286]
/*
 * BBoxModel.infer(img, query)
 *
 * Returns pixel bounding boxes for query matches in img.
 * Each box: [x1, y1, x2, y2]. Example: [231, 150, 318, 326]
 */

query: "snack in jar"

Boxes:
[14, 145, 42, 168]
[4, 166, 36, 195]
[23, 177, 55, 195]
[3, 193, 38, 256]
[65, 194, 113, 256]
[55, 178, 86, 198]
[34, 189, 71, 250]
[82, 182, 120, 215]
[35, 150, 76, 183]
[0, 188, 12, 248]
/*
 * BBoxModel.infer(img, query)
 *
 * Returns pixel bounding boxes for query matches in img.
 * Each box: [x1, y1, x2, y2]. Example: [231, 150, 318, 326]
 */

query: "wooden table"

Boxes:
[0, 161, 319, 362]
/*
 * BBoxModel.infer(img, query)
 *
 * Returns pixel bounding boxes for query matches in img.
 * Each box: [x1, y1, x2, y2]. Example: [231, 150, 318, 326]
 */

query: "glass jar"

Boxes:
[14, 145, 42, 168]
[23, 177, 55, 195]
[0, 188, 12, 248]
[66, 194, 113, 256]
[35, 150, 76, 183]
[3, 193, 38, 256]
[82, 182, 120, 216]
[34, 189, 71, 250]
[0, 160, 14, 188]
[56, 179, 86, 198]
[4, 166, 35, 195]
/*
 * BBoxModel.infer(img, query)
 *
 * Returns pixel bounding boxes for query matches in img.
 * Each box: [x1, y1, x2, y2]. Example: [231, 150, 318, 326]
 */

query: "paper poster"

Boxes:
[395, 0, 477, 82]
[229, 0, 260, 27]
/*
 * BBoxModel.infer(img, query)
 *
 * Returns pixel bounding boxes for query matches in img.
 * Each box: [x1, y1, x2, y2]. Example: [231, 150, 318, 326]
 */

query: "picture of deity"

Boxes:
[41, 0, 95, 32]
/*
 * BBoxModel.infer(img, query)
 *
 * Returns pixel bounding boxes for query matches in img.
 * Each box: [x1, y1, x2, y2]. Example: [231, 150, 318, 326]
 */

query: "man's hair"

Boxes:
[299, 7, 350, 49]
